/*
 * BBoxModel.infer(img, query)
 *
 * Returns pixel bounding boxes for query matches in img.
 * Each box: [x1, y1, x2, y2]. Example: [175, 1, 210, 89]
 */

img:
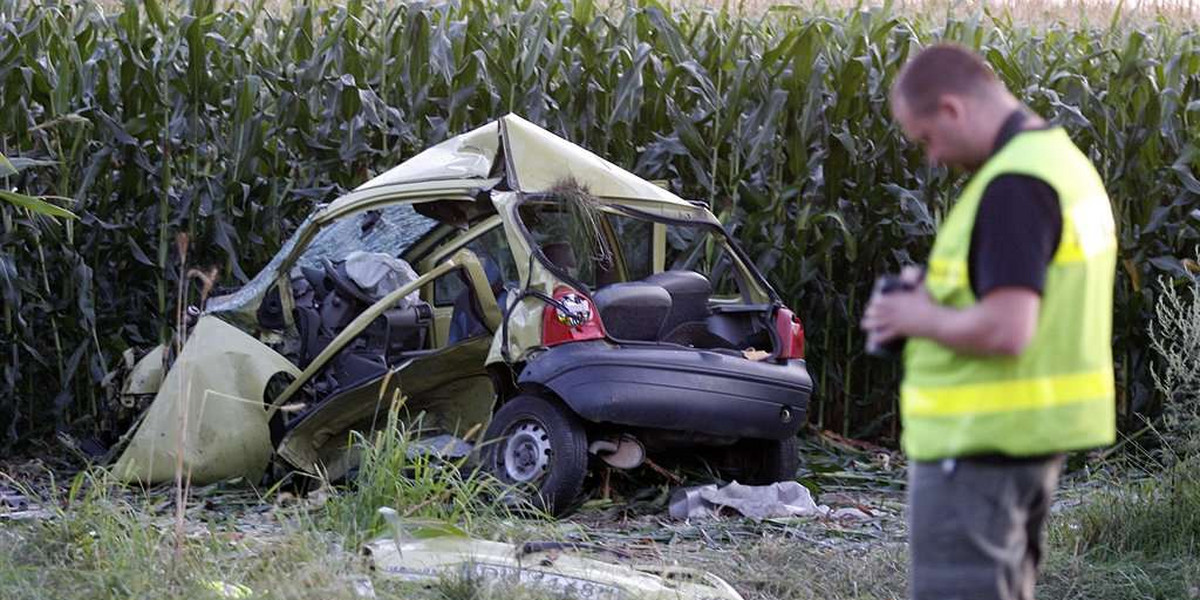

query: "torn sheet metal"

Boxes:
[500, 114, 692, 207]
[276, 335, 496, 478]
[365, 534, 744, 600]
[112, 316, 301, 484]
[486, 191, 576, 365]
[669, 481, 828, 521]
[355, 114, 699, 213]
[356, 120, 499, 191]
[122, 345, 167, 396]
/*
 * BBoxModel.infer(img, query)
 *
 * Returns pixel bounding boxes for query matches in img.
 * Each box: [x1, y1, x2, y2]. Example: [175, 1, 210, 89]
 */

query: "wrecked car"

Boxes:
[103, 114, 814, 514]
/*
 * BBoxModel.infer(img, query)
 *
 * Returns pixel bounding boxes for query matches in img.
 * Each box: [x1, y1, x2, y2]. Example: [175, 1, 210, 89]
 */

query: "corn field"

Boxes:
[1, 0, 1198, 446]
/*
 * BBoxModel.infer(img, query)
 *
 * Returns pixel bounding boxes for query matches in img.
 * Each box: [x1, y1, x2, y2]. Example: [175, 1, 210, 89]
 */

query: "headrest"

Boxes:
[541, 242, 577, 271]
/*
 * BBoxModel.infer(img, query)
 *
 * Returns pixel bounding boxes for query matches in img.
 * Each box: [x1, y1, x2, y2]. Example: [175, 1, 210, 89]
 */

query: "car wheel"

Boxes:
[726, 435, 800, 485]
[481, 394, 588, 516]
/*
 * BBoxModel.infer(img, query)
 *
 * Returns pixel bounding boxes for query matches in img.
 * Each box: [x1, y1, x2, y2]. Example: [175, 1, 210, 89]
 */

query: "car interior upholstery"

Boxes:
[287, 254, 433, 402]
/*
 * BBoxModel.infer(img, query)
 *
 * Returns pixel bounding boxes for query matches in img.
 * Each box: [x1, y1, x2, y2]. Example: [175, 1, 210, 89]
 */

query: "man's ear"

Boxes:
[937, 95, 965, 123]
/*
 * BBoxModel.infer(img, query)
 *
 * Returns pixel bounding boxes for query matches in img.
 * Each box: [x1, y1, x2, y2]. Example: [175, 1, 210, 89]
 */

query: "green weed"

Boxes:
[1041, 461, 1200, 600]
[0, 468, 365, 600]
[317, 400, 543, 547]
[1063, 461, 1200, 560]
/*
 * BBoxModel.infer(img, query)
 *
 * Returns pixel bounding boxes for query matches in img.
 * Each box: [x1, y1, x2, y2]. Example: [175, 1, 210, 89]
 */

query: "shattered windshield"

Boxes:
[207, 204, 439, 317]
[294, 204, 438, 270]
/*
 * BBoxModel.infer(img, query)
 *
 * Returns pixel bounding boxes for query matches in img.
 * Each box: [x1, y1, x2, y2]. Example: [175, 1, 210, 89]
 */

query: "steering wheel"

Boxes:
[322, 258, 376, 304]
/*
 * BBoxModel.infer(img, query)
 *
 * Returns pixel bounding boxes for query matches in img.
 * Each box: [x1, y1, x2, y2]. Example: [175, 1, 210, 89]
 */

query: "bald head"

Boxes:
[889, 44, 1024, 170]
[893, 44, 1005, 116]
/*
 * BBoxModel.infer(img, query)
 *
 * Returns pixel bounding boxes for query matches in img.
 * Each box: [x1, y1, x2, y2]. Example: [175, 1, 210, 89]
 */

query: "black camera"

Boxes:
[865, 274, 917, 358]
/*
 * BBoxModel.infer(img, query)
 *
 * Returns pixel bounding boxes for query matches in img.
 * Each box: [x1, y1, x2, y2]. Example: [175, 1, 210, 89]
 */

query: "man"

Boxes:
[862, 44, 1117, 600]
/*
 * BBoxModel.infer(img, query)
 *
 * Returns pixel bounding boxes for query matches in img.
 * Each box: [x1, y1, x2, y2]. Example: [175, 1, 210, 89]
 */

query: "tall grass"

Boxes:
[1065, 460, 1200, 561]
[319, 400, 537, 547]
[1149, 259, 1200, 458]
[0, 409, 538, 599]
[1038, 456, 1200, 600]
[1, 0, 1197, 445]
[0, 468, 365, 600]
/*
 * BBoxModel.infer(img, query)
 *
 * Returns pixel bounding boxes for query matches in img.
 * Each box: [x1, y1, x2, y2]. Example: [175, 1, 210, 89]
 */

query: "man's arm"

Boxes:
[861, 285, 1039, 356]
[862, 174, 1058, 357]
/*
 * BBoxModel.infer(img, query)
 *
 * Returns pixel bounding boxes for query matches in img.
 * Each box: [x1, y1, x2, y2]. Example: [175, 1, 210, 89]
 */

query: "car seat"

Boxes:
[291, 255, 432, 396]
[541, 241, 577, 272]
[447, 254, 508, 344]
[591, 282, 671, 341]
[644, 270, 712, 337]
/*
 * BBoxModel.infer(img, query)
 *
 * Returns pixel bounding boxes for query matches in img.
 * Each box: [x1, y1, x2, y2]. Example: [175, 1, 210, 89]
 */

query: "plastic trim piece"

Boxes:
[520, 341, 813, 440]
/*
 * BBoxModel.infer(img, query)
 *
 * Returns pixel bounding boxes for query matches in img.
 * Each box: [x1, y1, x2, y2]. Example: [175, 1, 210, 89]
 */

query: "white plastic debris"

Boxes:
[668, 480, 868, 521]
[344, 251, 420, 304]
[199, 580, 253, 598]
[0, 483, 53, 521]
[345, 575, 376, 599]
[366, 507, 744, 600]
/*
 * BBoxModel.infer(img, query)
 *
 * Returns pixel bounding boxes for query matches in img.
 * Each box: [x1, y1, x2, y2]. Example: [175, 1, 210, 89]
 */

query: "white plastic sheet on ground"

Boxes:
[669, 480, 871, 522]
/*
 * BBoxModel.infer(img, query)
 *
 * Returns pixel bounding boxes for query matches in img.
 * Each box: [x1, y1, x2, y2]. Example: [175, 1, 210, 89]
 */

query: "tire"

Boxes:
[725, 435, 800, 485]
[481, 394, 589, 516]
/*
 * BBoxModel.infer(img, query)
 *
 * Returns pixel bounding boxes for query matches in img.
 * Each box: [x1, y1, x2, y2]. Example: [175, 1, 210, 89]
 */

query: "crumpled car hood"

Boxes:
[112, 316, 300, 484]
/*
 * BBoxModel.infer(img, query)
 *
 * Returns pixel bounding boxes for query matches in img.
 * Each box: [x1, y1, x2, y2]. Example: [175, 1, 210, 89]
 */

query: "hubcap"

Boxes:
[501, 420, 552, 483]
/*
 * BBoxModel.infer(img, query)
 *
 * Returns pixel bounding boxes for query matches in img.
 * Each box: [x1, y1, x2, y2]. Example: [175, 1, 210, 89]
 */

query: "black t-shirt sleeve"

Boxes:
[968, 174, 1062, 298]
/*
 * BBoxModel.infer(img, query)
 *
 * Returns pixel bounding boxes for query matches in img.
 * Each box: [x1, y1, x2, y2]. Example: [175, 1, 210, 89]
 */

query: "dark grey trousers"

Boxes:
[909, 455, 1064, 600]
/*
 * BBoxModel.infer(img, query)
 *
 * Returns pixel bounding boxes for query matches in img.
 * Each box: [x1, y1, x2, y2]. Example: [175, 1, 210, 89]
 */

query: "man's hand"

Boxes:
[861, 284, 940, 345]
[861, 271, 1042, 357]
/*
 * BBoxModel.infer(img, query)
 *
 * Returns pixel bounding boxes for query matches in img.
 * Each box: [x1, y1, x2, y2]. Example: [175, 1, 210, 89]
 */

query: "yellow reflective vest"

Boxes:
[901, 127, 1117, 461]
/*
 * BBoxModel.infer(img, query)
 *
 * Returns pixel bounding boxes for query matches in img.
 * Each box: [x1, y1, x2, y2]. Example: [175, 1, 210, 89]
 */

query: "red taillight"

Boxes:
[776, 307, 805, 359]
[542, 286, 606, 347]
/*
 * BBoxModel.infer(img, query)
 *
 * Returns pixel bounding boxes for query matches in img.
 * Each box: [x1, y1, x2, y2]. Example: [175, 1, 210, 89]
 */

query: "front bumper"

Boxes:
[519, 341, 814, 440]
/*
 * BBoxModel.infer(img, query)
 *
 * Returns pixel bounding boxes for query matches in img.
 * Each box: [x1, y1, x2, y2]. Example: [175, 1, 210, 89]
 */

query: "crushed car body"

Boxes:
[105, 114, 815, 514]
[366, 533, 745, 600]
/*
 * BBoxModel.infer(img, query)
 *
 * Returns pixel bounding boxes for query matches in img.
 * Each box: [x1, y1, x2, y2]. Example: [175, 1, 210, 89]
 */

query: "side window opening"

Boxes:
[664, 224, 742, 298]
[433, 224, 519, 307]
[427, 223, 519, 346]
[519, 200, 749, 300]
[606, 214, 653, 282]
[518, 200, 618, 290]
[515, 196, 775, 352]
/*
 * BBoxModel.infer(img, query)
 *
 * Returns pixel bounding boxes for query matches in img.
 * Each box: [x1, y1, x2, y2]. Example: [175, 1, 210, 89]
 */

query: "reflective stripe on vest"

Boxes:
[901, 369, 1113, 416]
[900, 128, 1117, 461]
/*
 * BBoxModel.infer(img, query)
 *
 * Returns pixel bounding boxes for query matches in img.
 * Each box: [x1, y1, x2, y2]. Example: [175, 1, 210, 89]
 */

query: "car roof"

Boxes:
[353, 114, 699, 211]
